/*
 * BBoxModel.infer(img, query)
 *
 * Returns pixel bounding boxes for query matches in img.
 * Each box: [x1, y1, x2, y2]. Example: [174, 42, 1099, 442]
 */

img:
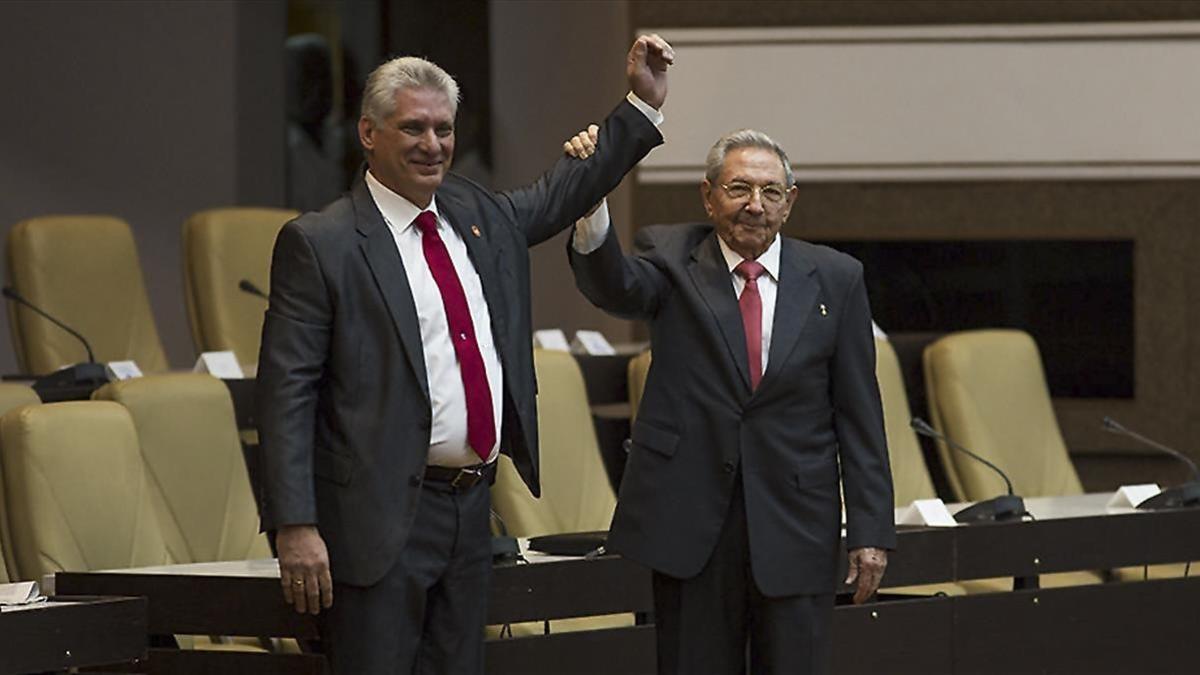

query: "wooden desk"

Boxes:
[54, 495, 1200, 674]
[0, 596, 146, 674]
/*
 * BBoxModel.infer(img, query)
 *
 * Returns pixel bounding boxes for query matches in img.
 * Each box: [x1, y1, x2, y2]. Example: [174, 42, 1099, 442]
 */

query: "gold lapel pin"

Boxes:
[470, 225, 482, 238]
[820, 303, 828, 316]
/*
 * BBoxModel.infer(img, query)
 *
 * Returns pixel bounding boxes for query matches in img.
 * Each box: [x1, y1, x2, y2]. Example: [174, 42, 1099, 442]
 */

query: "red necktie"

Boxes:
[415, 211, 495, 462]
[735, 260, 765, 391]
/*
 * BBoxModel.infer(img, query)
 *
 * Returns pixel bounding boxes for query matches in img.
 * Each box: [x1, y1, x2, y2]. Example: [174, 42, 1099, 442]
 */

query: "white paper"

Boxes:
[105, 360, 143, 381]
[0, 581, 43, 606]
[193, 351, 245, 379]
[897, 498, 958, 527]
[1106, 484, 1161, 509]
[571, 330, 616, 356]
[533, 329, 571, 352]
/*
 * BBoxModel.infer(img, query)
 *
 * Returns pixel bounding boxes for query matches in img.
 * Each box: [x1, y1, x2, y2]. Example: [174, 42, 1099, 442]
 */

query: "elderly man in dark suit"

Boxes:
[565, 128, 895, 674]
[255, 36, 672, 674]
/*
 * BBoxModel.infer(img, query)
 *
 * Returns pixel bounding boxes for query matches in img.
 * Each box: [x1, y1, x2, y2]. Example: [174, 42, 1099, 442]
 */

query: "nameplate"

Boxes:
[105, 360, 143, 381]
[532, 329, 571, 352]
[571, 330, 616, 356]
[897, 498, 958, 527]
[1107, 484, 1161, 509]
[194, 351, 245, 379]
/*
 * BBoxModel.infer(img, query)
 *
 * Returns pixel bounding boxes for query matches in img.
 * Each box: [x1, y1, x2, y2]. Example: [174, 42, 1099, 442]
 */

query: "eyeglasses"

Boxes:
[720, 181, 790, 205]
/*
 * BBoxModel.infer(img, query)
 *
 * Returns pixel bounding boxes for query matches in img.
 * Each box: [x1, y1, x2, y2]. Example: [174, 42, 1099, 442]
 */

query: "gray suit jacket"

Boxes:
[569, 223, 896, 596]
[256, 100, 662, 586]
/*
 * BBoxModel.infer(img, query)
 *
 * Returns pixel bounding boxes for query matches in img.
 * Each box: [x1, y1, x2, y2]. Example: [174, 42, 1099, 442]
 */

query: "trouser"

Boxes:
[652, 472, 834, 675]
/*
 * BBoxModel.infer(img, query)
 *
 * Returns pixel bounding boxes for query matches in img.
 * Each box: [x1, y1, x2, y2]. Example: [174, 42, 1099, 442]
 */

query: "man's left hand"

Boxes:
[845, 547, 888, 604]
[627, 34, 674, 110]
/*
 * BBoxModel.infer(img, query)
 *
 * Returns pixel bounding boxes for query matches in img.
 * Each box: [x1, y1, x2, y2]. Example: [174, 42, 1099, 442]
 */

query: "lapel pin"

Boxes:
[470, 225, 482, 238]
[820, 303, 828, 316]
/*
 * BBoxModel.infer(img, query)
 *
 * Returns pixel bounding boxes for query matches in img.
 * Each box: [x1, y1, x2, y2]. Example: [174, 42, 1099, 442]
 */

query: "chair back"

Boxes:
[94, 374, 269, 563]
[7, 215, 167, 374]
[182, 208, 296, 367]
[491, 350, 616, 537]
[0, 401, 171, 579]
[876, 338, 937, 506]
[923, 329, 1083, 501]
[626, 349, 652, 422]
[0, 384, 40, 582]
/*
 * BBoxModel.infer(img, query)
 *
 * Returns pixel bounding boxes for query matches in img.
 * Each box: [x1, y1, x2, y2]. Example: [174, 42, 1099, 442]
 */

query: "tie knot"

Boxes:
[735, 259, 765, 282]
[414, 210, 438, 236]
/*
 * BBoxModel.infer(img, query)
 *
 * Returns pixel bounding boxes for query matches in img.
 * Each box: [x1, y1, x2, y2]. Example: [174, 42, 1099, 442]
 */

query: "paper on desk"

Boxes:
[0, 580, 45, 606]
[896, 498, 958, 527]
[1106, 484, 1161, 509]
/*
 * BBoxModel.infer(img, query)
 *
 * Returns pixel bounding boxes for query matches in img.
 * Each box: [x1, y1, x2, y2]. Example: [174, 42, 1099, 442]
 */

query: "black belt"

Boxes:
[423, 462, 494, 489]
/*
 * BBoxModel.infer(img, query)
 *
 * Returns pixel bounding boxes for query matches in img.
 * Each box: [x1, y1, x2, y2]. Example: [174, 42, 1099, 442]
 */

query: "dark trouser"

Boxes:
[652, 473, 834, 675]
[321, 476, 492, 675]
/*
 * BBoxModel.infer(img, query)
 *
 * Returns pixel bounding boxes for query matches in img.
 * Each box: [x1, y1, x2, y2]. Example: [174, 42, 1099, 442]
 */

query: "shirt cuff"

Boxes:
[626, 91, 664, 127]
[572, 199, 611, 254]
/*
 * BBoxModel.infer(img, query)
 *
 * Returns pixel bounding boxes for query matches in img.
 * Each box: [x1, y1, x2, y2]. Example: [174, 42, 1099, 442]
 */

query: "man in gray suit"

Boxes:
[566, 128, 895, 674]
[256, 36, 672, 674]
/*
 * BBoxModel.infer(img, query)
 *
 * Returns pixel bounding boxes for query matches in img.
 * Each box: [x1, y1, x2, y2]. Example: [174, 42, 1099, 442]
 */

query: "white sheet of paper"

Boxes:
[897, 498, 958, 527]
[105, 360, 143, 380]
[572, 330, 616, 355]
[532, 329, 571, 352]
[1106, 484, 1161, 508]
[0, 581, 41, 606]
[193, 351, 245, 379]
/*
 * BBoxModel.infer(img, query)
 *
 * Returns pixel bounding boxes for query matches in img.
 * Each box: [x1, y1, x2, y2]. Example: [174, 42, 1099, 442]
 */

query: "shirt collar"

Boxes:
[365, 169, 441, 234]
[717, 232, 782, 282]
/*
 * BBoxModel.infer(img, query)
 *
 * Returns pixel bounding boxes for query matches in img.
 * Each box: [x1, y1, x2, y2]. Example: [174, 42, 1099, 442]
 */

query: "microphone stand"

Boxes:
[910, 418, 1027, 523]
[1103, 417, 1200, 510]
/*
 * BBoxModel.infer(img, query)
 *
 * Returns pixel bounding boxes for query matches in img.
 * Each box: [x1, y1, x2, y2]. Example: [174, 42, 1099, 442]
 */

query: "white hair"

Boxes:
[361, 56, 460, 123]
[704, 129, 794, 187]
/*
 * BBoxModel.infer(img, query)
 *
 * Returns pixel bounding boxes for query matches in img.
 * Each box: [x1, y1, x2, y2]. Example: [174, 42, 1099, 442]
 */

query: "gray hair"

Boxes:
[704, 129, 794, 187]
[361, 56, 460, 123]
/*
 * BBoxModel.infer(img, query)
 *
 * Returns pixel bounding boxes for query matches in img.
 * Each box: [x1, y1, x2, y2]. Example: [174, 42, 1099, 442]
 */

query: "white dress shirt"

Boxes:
[366, 170, 503, 467]
[573, 201, 780, 376]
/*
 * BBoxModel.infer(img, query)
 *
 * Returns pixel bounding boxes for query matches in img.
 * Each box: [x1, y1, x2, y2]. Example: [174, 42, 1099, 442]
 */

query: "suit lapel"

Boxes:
[352, 180, 431, 403]
[759, 238, 819, 392]
[687, 233, 752, 392]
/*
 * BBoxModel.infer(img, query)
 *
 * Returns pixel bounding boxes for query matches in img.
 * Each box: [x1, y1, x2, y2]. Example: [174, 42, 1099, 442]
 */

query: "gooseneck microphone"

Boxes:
[3, 286, 96, 363]
[238, 279, 269, 300]
[1102, 417, 1200, 510]
[1, 286, 107, 391]
[910, 417, 1027, 523]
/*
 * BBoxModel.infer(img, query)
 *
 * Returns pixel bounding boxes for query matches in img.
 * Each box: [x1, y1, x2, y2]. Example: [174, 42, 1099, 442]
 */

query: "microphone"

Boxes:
[238, 279, 268, 300]
[910, 417, 1026, 523]
[1102, 417, 1200, 510]
[1, 286, 108, 390]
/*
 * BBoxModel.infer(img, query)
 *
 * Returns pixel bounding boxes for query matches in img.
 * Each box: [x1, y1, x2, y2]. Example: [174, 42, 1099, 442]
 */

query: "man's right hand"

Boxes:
[627, 33, 674, 110]
[276, 524, 333, 614]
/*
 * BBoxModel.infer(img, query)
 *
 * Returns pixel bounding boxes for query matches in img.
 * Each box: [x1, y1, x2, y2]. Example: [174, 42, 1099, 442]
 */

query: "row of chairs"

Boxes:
[7, 209, 295, 375]
[0, 373, 267, 584]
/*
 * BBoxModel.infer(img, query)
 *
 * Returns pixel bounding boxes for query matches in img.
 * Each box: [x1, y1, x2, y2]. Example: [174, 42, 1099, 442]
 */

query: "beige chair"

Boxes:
[7, 215, 168, 375]
[923, 329, 1083, 502]
[923, 330, 1112, 588]
[626, 349, 652, 421]
[876, 338, 938, 506]
[182, 208, 296, 367]
[0, 384, 41, 581]
[93, 374, 269, 564]
[489, 349, 625, 635]
[0, 401, 172, 580]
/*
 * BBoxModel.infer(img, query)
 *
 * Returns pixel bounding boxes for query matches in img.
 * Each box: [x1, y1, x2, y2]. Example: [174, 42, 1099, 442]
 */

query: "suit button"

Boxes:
[723, 461, 735, 474]
[410, 474, 423, 487]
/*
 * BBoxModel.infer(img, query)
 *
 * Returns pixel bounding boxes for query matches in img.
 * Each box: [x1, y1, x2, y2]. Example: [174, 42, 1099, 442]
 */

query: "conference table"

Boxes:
[50, 492, 1200, 674]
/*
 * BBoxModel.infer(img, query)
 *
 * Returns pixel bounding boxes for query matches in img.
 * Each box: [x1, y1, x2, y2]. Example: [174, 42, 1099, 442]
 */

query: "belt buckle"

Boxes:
[450, 466, 483, 489]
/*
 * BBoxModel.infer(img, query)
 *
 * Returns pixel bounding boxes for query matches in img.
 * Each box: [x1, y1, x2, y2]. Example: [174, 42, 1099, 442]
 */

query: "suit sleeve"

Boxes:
[567, 223, 669, 321]
[255, 221, 332, 530]
[497, 99, 662, 247]
[832, 264, 897, 551]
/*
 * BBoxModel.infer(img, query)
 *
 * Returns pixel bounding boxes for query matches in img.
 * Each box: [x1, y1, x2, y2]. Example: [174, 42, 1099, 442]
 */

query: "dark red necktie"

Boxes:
[735, 259, 765, 391]
[415, 211, 495, 462]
